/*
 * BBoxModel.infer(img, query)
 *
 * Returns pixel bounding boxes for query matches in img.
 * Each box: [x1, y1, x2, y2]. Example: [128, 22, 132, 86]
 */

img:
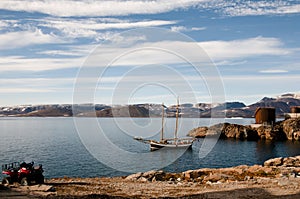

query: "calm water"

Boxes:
[0, 117, 299, 179]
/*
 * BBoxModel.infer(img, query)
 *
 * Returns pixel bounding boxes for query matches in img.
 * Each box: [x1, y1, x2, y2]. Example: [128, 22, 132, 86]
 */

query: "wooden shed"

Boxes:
[255, 107, 276, 125]
[291, 106, 300, 113]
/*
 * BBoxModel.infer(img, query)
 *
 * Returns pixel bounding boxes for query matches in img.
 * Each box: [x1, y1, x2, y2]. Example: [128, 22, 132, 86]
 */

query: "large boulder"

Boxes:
[203, 173, 233, 183]
[222, 123, 259, 140]
[282, 118, 300, 140]
[125, 172, 143, 181]
[142, 170, 166, 181]
[264, 157, 283, 166]
[188, 127, 208, 138]
[282, 156, 300, 167]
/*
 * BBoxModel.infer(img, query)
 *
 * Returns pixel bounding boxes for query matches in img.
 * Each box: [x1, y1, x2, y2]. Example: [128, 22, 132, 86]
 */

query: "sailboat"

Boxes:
[134, 99, 195, 151]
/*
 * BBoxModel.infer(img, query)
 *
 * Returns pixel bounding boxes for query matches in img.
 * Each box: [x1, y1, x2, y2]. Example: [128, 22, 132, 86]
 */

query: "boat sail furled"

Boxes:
[134, 99, 195, 151]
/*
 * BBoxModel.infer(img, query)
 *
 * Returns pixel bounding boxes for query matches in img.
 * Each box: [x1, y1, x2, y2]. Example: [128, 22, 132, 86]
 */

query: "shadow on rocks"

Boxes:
[157, 188, 300, 199]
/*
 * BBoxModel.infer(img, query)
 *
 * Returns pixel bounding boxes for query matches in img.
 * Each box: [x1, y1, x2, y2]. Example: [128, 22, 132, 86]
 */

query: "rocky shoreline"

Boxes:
[188, 118, 300, 141]
[1, 155, 300, 199]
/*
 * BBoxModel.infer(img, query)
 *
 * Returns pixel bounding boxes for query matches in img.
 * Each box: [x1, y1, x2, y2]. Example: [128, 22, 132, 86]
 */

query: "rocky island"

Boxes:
[188, 118, 300, 141]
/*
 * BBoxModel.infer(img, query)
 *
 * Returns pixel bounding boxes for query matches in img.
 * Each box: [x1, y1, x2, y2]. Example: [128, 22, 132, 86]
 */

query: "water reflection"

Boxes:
[255, 140, 300, 164]
[255, 140, 277, 163]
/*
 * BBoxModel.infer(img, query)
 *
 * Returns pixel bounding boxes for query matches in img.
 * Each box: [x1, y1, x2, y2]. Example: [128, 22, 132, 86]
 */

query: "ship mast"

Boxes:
[161, 103, 164, 142]
[175, 98, 179, 142]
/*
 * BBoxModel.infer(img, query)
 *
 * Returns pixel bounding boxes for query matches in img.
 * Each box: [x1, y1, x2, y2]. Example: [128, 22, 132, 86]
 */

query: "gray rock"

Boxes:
[137, 177, 148, 182]
[125, 172, 143, 181]
[203, 173, 232, 183]
[278, 178, 290, 186]
[142, 170, 165, 181]
[26, 184, 55, 192]
[264, 157, 283, 166]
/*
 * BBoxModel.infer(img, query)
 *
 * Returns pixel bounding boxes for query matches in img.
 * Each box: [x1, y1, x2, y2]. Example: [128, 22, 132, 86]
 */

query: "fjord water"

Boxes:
[0, 117, 299, 178]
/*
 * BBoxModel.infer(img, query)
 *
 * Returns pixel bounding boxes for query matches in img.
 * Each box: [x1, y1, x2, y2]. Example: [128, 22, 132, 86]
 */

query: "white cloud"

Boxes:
[37, 50, 85, 57]
[92, 37, 290, 66]
[191, 27, 206, 31]
[0, 0, 208, 17]
[200, 37, 290, 60]
[0, 0, 299, 17]
[0, 77, 74, 94]
[171, 26, 188, 32]
[37, 49, 89, 57]
[216, 1, 300, 16]
[259, 69, 288, 73]
[0, 36, 291, 72]
[0, 88, 54, 93]
[171, 26, 206, 32]
[222, 74, 299, 81]
[0, 21, 8, 29]
[0, 20, 19, 30]
[40, 18, 176, 38]
[37, 44, 96, 57]
[0, 56, 84, 71]
[214, 60, 248, 66]
[0, 28, 64, 49]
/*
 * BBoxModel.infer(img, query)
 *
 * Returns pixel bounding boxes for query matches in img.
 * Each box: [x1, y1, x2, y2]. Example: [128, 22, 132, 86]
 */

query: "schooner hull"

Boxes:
[149, 140, 193, 151]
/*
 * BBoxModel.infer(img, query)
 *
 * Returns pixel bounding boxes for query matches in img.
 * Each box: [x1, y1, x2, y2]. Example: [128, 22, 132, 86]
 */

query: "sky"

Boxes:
[0, 0, 300, 106]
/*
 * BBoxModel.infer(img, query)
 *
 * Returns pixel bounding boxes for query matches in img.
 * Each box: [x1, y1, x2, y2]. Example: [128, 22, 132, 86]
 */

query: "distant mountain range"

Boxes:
[1, 93, 300, 118]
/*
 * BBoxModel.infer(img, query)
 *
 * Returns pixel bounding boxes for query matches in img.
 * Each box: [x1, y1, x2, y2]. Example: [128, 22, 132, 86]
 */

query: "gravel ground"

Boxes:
[1, 175, 298, 199]
[44, 176, 300, 199]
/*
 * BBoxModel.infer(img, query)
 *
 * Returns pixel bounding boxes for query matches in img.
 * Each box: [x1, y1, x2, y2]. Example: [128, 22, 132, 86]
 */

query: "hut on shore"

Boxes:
[291, 106, 300, 114]
[255, 107, 276, 126]
[285, 106, 300, 119]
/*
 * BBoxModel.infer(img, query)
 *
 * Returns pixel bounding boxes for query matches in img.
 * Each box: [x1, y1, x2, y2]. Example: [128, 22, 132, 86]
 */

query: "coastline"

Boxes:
[1, 155, 299, 199]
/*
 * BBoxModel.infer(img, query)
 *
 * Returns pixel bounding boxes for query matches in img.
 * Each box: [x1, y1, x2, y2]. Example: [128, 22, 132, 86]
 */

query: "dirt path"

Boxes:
[0, 185, 32, 199]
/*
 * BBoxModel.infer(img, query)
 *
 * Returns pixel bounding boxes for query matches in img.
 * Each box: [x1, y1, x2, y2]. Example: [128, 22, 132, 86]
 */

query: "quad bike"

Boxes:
[1, 161, 44, 186]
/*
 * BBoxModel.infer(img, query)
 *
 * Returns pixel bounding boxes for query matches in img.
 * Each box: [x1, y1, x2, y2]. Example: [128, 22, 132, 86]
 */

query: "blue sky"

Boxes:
[0, 0, 300, 106]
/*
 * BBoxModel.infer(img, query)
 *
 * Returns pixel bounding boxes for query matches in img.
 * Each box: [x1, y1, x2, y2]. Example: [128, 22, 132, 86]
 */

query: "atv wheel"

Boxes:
[36, 175, 44, 184]
[2, 177, 11, 186]
[20, 177, 30, 186]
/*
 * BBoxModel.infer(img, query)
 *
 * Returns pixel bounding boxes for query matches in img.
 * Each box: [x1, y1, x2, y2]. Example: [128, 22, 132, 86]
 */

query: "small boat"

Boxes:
[134, 99, 194, 151]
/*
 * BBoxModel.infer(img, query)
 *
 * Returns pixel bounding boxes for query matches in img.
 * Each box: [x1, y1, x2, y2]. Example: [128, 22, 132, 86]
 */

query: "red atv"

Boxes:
[1, 161, 44, 186]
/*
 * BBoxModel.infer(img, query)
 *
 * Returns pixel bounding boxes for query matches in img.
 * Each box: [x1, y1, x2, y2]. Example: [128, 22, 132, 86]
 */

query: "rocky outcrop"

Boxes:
[221, 123, 259, 140]
[123, 155, 300, 184]
[188, 123, 259, 140]
[264, 156, 300, 167]
[188, 127, 208, 138]
[263, 157, 284, 166]
[256, 123, 287, 141]
[282, 118, 300, 140]
[188, 118, 300, 141]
